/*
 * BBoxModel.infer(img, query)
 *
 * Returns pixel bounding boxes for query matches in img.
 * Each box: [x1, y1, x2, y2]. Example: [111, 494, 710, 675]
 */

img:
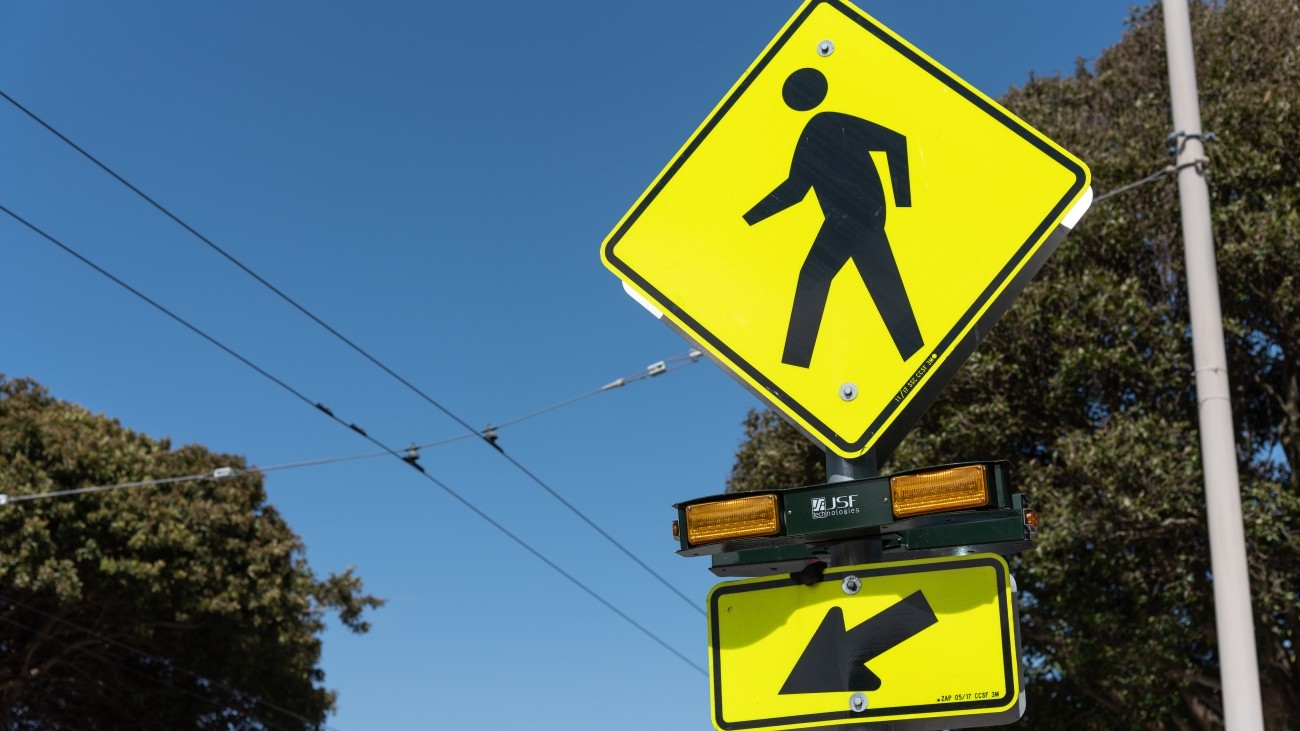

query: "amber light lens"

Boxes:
[684, 495, 780, 546]
[890, 465, 990, 518]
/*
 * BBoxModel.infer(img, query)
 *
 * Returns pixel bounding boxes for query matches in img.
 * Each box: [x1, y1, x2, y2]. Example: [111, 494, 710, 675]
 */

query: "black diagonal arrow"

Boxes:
[779, 590, 938, 694]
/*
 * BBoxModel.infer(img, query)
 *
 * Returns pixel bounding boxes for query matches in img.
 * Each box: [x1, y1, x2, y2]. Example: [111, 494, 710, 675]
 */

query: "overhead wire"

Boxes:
[1092, 166, 1176, 203]
[0, 88, 704, 616]
[1, 356, 702, 505]
[489, 357, 698, 431]
[2, 468, 227, 504]
[0, 204, 706, 676]
[0, 595, 325, 731]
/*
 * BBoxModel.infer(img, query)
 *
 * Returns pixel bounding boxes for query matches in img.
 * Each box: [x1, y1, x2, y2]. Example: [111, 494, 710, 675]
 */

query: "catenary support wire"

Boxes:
[0, 203, 706, 676]
[2, 358, 700, 505]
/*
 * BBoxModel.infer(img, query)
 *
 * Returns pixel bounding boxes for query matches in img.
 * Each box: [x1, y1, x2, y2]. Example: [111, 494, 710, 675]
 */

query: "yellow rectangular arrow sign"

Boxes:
[708, 554, 1021, 730]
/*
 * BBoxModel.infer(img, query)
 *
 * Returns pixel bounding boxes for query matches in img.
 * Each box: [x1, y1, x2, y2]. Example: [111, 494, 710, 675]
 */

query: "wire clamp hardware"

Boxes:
[1167, 129, 1216, 155]
[1173, 157, 1211, 175]
[482, 425, 502, 451]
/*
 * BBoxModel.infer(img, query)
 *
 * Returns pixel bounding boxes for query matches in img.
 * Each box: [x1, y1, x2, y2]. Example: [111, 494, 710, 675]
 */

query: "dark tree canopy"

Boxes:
[727, 1, 1299, 728]
[0, 376, 382, 730]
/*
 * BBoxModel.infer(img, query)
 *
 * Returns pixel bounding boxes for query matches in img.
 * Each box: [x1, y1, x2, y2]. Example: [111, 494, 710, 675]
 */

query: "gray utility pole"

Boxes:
[1161, 1, 1265, 728]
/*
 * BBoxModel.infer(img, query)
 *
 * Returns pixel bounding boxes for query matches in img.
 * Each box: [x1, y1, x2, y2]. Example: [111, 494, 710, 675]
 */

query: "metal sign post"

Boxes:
[826, 451, 881, 566]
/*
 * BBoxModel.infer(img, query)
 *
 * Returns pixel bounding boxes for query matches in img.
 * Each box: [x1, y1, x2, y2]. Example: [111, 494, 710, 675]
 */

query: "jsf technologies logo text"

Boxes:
[811, 495, 859, 519]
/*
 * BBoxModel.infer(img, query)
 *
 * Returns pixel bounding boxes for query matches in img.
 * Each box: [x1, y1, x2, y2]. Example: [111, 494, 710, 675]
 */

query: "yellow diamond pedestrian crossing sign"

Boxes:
[601, 0, 1091, 458]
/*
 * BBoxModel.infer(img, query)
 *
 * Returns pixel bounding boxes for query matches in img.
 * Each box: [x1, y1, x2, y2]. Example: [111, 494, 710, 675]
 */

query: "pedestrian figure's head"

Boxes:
[782, 67, 827, 111]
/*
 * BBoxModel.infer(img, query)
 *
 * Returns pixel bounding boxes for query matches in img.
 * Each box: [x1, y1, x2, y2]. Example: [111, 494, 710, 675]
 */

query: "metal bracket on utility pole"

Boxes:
[825, 451, 883, 566]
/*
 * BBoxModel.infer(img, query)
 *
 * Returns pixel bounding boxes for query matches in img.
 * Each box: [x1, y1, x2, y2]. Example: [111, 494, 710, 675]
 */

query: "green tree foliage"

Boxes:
[727, 410, 825, 493]
[726, 1, 1299, 728]
[0, 376, 382, 730]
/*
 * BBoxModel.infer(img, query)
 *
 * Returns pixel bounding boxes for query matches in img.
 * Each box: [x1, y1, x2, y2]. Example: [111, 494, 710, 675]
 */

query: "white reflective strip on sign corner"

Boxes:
[1061, 186, 1094, 230]
[623, 281, 664, 319]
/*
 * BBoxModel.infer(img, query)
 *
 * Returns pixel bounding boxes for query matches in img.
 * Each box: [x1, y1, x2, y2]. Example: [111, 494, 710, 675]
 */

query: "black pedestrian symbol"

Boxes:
[744, 67, 923, 368]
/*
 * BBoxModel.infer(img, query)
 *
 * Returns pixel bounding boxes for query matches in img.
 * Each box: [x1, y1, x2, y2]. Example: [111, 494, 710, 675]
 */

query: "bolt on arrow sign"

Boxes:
[780, 590, 938, 694]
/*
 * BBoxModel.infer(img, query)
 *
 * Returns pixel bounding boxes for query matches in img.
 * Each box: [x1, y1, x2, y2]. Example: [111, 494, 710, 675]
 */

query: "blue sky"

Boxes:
[2, 2, 1139, 728]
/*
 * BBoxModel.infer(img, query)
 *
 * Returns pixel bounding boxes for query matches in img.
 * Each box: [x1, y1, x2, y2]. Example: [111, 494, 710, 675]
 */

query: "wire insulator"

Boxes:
[482, 426, 502, 452]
